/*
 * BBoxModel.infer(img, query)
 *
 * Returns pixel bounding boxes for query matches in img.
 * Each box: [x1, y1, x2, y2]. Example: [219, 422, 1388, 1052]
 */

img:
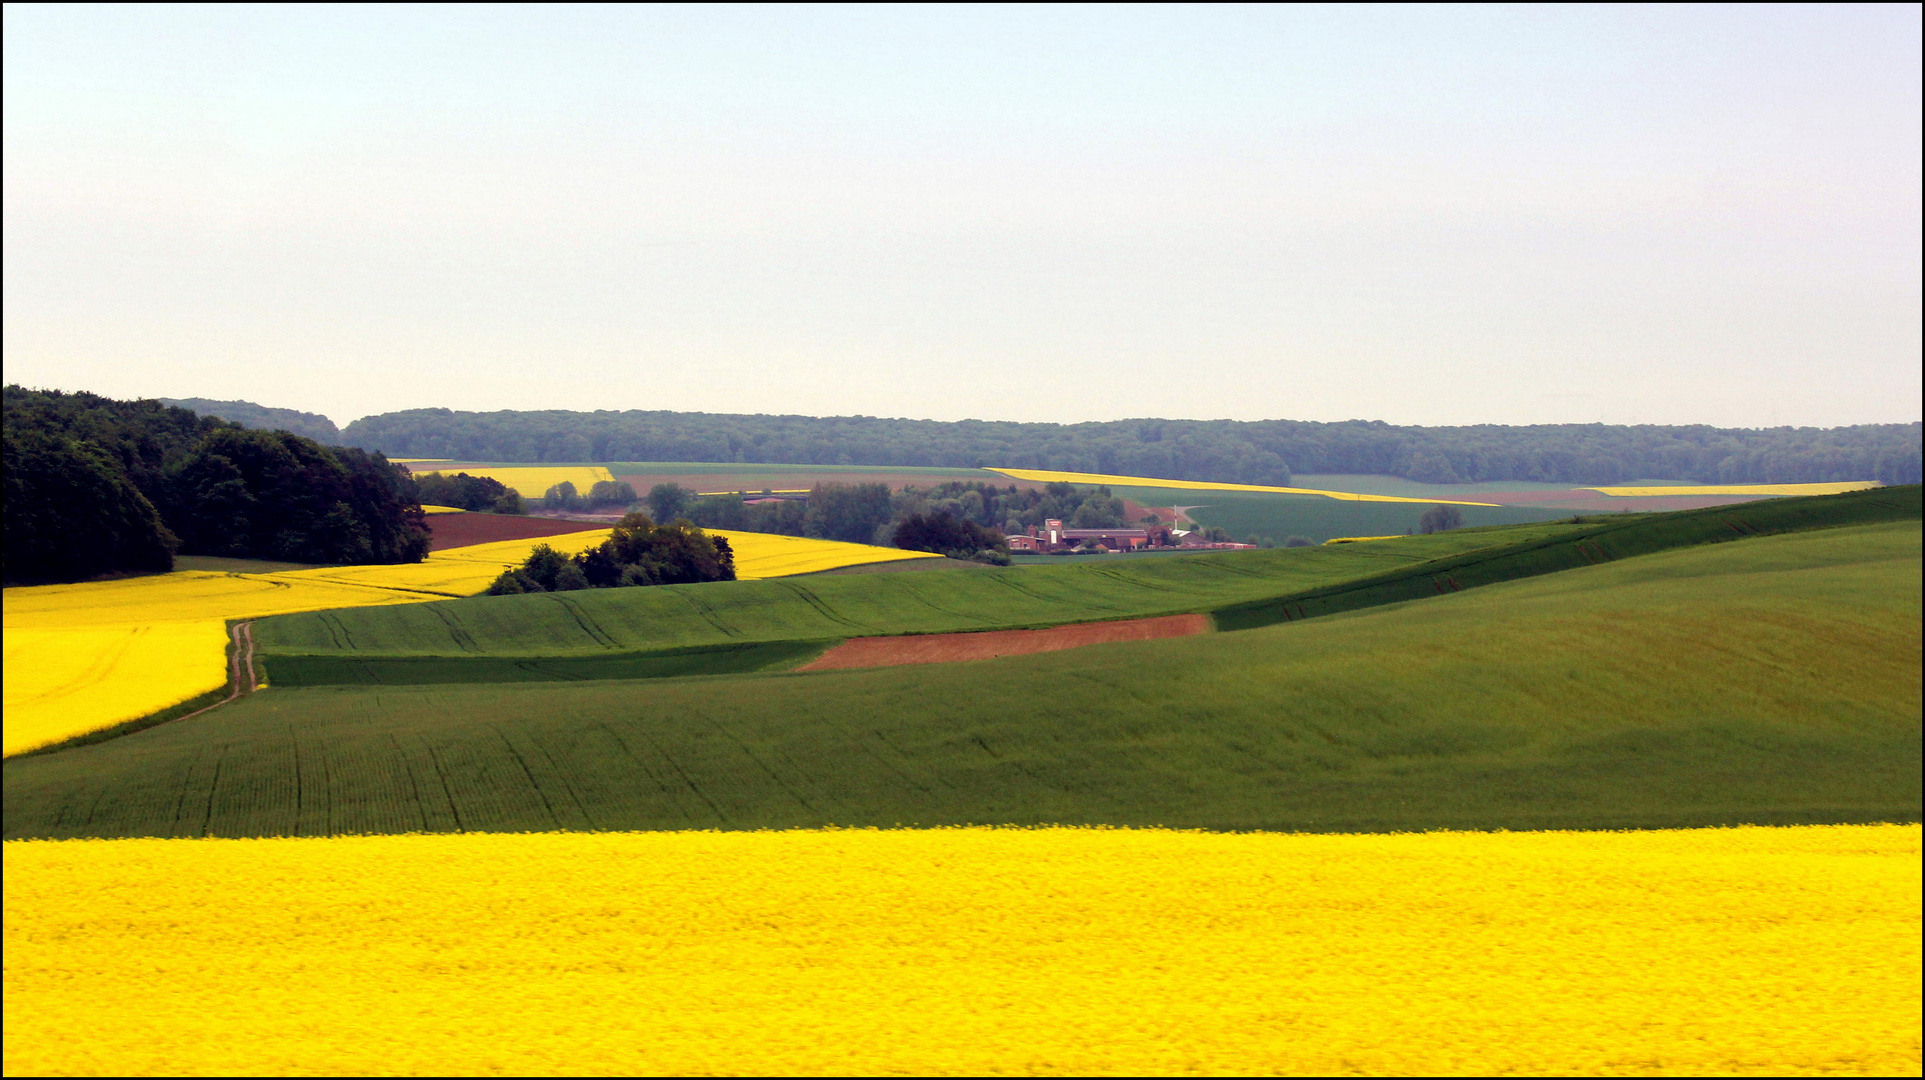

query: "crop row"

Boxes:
[12, 520, 1918, 840]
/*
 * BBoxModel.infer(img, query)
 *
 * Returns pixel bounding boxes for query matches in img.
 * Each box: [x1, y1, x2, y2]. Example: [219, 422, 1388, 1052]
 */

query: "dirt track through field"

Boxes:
[799, 613, 1211, 671]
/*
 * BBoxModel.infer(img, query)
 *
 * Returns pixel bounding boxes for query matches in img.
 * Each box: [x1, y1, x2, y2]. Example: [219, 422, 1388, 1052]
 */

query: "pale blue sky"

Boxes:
[5, 4, 1919, 427]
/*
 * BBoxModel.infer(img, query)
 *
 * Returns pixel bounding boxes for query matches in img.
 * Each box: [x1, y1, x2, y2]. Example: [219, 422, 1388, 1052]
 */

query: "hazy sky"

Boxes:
[5, 4, 1919, 429]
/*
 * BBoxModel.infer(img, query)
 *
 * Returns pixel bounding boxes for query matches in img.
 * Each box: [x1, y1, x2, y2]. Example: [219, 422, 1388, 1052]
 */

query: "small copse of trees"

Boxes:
[416, 472, 524, 514]
[486, 512, 735, 594]
[891, 513, 1008, 562]
[1419, 505, 1465, 534]
[538, 479, 638, 513]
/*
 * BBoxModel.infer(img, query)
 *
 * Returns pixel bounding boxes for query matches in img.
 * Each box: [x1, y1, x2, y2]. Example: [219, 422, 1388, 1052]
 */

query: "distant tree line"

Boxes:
[486, 513, 734, 594]
[3, 387, 428, 583]
[342, 408, 1923, 486]
[670, 479, 1132, 563]
[159, 397, 341, 443]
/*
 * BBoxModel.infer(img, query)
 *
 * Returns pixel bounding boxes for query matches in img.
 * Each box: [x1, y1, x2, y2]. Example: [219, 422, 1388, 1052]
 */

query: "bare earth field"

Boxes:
[423, 513, 606, 552]
[799, 613, 1211, 670]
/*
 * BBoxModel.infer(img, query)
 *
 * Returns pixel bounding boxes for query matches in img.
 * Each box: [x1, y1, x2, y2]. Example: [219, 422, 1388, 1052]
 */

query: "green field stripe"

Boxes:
[259, 639, 829, 687]
[8, 520, 1918, 839]
[1212, 485, 1921, 631]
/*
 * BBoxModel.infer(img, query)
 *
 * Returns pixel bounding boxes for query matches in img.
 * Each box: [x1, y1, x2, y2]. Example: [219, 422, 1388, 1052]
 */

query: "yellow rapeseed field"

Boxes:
[2, 572, 451, 754]
[1322, 535, 1404, 544]
[413, 466, 616, 498]
[4, 824, 1915, 1076]
[988, 467, 1500, 506]
[1588, 482, 1880, 497]
[715, 529, 942, 576]
[393, 527, 937, 581]
[419, 504, 466, 514]
[1, 622, 230, 755]
[2, 531, 932, 752]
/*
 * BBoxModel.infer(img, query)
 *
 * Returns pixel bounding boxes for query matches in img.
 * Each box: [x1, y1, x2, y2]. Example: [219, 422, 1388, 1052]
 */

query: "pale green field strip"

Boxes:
[255, 524, 1580, 660]
[8, 521, 1916, 839]
[255, 487, 1917, 671]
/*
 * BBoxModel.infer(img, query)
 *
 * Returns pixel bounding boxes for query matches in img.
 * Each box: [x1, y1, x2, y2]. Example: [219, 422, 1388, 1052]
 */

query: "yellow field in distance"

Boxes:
[1588, 481, 1879, 497]
[419, 504, 466, 514]
[987, 467, 1501, 506]
[1323, 535, 1404, 544]
[696, 488, 811, 496]
[412, 466, 615, 498]
[384, 527, 938, 581]
[6, 824, 1915, 1076]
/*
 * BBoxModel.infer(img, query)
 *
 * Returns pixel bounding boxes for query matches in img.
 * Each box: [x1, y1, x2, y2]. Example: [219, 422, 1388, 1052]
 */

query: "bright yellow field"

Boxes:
[716, 529, 942, 576]
[375, 527, 938, 582]
[2, 531, 931, 752]
[1, 572, 445, 754]
[419, 504, 466, 514]
[413, 466, 615, 498]
[1588, 482, 1880, 497]
[1, 622, 230, 755]
[1323, 534, 1403, 544]
[988, 467, 1500, 506]
[4, 824, 1915, 1077]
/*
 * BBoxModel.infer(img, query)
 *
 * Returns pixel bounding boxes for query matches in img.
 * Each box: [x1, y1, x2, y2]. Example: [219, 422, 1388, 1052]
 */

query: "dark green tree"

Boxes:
[646, 483, 693, 522]
[2, 431, 178, 583]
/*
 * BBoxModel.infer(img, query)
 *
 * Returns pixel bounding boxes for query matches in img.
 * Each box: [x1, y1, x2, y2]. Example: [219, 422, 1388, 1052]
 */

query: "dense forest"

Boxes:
[343, 409, 1923, 487]
[4, 387, 428, 583]
[160, 397, 341, 444]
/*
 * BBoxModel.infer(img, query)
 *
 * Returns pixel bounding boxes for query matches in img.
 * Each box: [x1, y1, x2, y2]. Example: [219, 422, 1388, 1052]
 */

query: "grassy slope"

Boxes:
[253, 488, 1918, 689]
[255, 524, 1575, 661]
[7, 520, 1917, 839]
[1116, 486, 1574, 542]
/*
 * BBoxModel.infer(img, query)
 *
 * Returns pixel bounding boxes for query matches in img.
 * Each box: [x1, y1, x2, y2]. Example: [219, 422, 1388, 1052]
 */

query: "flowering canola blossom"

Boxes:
[5, 825, 1917, 1076]
[1, 573, 445, 755]
[1, 532, 932, 753]
[986, 467, 1500, 506]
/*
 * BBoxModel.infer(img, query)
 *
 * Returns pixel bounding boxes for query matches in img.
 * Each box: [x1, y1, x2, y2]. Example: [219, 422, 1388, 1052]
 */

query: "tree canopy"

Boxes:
[4, 387, 429, 582]
[343, 408, 1922, 487]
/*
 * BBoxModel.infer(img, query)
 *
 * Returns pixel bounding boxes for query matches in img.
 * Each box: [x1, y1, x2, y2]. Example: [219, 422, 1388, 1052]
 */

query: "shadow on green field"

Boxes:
[263, 639, 828, 686]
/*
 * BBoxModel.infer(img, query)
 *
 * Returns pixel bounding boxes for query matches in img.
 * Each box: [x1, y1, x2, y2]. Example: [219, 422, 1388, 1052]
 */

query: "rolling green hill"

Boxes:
[255, 521, 1584, 663]
[7, 518, 1917, 839]
[251, 487, 1919, 691]
[1110, 486, 1574, 543]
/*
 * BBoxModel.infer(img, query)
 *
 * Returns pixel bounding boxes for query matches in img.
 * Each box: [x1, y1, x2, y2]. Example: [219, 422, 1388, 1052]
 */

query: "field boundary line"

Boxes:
[5, 621, 262, 760]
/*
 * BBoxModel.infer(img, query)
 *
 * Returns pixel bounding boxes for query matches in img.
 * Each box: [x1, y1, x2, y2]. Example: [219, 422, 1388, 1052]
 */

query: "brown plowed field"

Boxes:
[799, 613, 1210, 671]
[1121, 498, 1177, 523]
[425, 513, 608, 552]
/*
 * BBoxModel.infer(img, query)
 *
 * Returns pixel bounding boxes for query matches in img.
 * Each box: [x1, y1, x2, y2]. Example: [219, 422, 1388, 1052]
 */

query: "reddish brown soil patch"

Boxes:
[800, 613, 1210, 671]
[425, 513, 609, 552]
[1121, 499, 1177, 524]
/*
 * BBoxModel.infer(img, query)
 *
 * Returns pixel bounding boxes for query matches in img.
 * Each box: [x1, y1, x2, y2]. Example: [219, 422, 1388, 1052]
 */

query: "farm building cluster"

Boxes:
[1004, 519, 1252, 554]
